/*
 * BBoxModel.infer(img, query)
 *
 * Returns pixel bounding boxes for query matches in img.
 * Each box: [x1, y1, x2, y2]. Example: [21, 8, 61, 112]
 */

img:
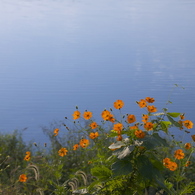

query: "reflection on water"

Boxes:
[0, 0, 195, 142]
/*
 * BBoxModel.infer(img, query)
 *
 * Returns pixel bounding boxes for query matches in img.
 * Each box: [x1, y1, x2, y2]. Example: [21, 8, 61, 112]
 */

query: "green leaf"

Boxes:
[108, 132, 118, 137]
[112, 159, 133, 176]
[160, 121, 172, 127]
[57, 164, 63, 170]
[178, 182, 195, 194]
[160, 121, 172, 134]
[54, 171, 62, 179]
[136, 155, 159, 180]
[150, 158, 164, 171]
[156, 180, 174, 194]
[91, 166, 112, 181]
[141, 133, 168, 149]
[167, 112, 181, 118]
[167, 115, 181, 127]
[153, 133, 169, 146]
[88, 180, 102, 192]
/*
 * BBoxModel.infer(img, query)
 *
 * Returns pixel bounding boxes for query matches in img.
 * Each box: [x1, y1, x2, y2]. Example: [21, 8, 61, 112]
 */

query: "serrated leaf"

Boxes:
[112, 159, 133, 176]
[136, 155, 160, 180]
[141, 133, 168, 149]
[153, 133, 168, 146]
[167, 112, 181, 118]
[157, 180, 174, 194]
[178, 182, 195, 194]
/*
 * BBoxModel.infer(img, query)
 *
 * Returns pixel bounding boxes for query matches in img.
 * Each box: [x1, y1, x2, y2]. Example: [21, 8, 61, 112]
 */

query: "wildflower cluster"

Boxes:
[73, 110, 93, 120]
[8, 94, 195, 194]
[68, 97, 194, 175]
[66, 97, 194, 194]
[163, 158, 178, 171]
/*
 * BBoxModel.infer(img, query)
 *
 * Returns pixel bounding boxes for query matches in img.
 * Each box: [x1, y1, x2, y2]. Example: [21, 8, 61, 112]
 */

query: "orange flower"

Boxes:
[185, 161, 191, 167]
[89, 132, 99, 139]
[163, 158, 171, 168]
[168, 161, 178, 171]
[130, 125, 139, 131]
[24, 155, 31, 161]
[24, 151, 31, 161]
[25, 151, 31, 156]
[135, 130, 145, 139]
[191, 135, 195, 142]
[113, 100, 124, 109]
[89, 122, 98, 129]
[144, 122, 154, 131]
[19, 174, 27, 182]
[101, 110, 115, 122]
[127, 114, 136, 123]
[83, 111, 92, 120]
[180, 114, 185, 120]
[72, 110, 81, 120]
[145, 97, 155, 103]
[79, 139, 90, 148]
[58, 148, 68, 157]
[113, 123, 123, 133]
[183, 120, 193, 129]
[184, 143, 191, 150]
[147, 105, 157, 113]
[107, 114, 115, 122]
[163, 158, 177, 171]
[53, 128, 59, 136]
[137, 99, 147, 108]
[174, 149, 185, 160]
[73, 144, 79, 150]
[116, 134, 123, 141]
[142, 114, 149, 123]
[101, 110, 112, 120]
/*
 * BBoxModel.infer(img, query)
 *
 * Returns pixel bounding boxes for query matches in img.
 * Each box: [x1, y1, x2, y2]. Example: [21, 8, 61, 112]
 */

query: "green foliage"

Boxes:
[0, 94, 195, 195]
[111, 157, 133, 176]
[178, 182, 195, 195]
[91, 166, 112, 181]
[160, 121, 172, 133]
[167, 112, 181, 118]
[166, 115, 182, 128]
[141, 133, 169, 149]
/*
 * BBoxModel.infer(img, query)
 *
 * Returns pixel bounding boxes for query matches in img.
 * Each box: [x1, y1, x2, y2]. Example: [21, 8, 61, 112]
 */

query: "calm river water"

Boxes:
[0, 0, 195, 143]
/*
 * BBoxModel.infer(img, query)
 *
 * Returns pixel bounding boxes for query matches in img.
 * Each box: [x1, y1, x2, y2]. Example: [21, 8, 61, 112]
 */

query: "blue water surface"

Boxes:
[0, 0, 195, 143]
